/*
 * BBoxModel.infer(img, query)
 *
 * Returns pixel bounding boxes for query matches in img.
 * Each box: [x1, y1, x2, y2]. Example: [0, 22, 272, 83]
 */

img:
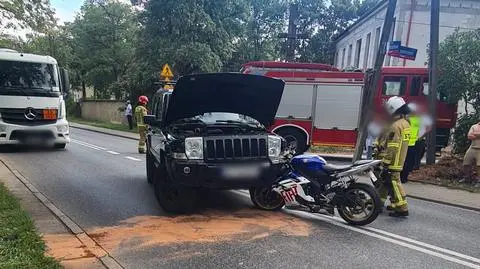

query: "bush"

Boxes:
[453, 113, 479, 154]
[65, 96, 81, 118]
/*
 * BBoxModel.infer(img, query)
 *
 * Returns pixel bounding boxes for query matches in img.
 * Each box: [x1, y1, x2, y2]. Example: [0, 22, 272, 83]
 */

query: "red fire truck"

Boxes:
[241, 61, 457, 153]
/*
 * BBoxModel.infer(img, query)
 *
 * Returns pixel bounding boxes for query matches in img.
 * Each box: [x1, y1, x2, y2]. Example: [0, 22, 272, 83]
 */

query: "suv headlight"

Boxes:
[268, 135, 282, 158]
[185, 137, 203, 160]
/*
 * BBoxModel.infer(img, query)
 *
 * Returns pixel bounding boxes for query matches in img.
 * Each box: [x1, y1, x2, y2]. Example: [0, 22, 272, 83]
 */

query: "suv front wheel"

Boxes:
[154, 161, 198, 214]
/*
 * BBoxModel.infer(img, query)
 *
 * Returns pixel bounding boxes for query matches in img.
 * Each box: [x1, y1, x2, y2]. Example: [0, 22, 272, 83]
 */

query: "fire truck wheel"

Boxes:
[275, 128, 307, 154]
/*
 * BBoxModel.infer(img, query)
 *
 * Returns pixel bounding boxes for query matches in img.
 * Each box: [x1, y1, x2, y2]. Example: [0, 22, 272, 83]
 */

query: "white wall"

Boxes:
[335, 0, 480, 69]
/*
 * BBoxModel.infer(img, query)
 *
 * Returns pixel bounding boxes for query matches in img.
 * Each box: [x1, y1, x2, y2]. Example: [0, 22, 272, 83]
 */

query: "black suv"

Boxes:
[144, 73, 286, 213]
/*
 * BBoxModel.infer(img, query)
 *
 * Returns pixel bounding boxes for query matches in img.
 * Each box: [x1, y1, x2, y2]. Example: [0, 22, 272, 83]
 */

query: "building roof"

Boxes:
[334, 0, 388, 42]
[0, 49, 57, 64]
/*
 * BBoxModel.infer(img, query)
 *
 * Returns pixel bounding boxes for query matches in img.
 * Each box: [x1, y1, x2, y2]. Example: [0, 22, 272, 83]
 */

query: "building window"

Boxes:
[354, 39, 362, 68]
[347, 44, 353, 67]
[364, 33, 371, 69]
[374, 27, 381, 53]
[334, 51, 339, 67]
[382, 76, 406, 96]
[341, 48, 346, 68]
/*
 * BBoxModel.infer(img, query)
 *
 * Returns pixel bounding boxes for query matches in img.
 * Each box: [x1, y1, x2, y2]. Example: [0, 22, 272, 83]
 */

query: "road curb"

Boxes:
[0, 159, 125, 269]
[407, 195, 480, 212]
[70, 124, 137, 141]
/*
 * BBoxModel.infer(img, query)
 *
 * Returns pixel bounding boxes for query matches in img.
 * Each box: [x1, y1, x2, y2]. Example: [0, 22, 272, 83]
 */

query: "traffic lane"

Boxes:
[70, 127, 144, 157]
[0, 141, 160, 228]
[2, 134, 479, 268]
[370, 198, 480, 259]
[325, 158, 480, 259]
[96, 191, 468, 269]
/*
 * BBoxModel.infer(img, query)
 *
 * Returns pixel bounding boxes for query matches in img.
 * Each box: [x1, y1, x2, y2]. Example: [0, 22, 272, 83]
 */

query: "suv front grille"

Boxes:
[205, 136, 268, 161]
[0, 108, 57, 126]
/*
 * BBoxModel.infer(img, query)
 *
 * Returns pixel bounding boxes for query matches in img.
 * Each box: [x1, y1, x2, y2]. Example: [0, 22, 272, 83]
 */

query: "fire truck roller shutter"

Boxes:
[314, 84, 363, 130]
[276, 84, 315, 119]
[274, 126, 309, 154]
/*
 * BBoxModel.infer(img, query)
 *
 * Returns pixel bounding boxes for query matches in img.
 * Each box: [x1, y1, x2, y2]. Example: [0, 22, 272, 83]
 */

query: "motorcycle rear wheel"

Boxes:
[337, 183, 382, 226]
[249, 187, 285, 211]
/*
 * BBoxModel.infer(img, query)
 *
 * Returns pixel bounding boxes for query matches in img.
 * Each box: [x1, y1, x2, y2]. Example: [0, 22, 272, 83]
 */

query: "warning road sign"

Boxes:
[160, 64, 174, 78]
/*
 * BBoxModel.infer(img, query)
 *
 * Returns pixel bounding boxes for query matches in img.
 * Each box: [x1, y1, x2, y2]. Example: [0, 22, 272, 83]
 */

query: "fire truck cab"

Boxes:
[241, 61, 456, 153]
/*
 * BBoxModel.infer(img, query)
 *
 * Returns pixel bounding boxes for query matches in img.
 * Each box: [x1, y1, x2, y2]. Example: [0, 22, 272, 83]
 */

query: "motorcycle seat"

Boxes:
[323, 160, 378, 174]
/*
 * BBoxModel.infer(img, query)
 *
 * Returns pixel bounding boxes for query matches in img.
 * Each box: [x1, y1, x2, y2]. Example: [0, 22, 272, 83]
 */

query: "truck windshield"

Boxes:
[0, 60, 59, 92]
[191, 113, 263, 127]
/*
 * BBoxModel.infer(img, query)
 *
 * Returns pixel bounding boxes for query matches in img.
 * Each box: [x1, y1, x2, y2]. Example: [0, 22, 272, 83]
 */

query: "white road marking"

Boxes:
[71, 140, 103, 150]
[231, 190, 480, 269]
[365, 226, 480, 265]
[125, 156, 141, 161]
[71, 139, 107, 150]
[106, 150, 120, 155]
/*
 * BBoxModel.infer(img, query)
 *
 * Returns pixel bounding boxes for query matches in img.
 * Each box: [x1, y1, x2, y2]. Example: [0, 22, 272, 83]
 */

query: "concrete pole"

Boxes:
[286, 3, 298, 62]
[353, 0, 397, 162]
[426, 0, 440, 165]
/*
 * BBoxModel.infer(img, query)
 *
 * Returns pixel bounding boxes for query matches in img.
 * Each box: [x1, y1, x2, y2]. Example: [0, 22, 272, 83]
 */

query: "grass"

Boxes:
[68, 116, 137, 134]
[0, 183, 61, 269]
[309, 145, 355, 154]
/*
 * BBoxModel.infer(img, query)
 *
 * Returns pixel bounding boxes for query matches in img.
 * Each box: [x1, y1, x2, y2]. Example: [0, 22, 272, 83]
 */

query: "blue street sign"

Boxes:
[387, 41, 417, 61]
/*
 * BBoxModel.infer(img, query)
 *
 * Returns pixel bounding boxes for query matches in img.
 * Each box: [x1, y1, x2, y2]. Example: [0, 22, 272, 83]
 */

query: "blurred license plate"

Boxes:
[368, 171, 378, 183]
[222, 165, 261, 179]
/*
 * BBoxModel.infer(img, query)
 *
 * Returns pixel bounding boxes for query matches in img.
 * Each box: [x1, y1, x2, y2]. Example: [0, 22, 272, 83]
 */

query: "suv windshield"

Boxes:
[188, 112, 264, 127]
[0, 60, 59, 92]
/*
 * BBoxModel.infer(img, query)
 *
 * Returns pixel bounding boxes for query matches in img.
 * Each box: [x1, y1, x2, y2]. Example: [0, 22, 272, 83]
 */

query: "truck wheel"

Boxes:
[275, 128, 308, 154]
[146, 151, 154, 185]
[154, 164, 197, 214]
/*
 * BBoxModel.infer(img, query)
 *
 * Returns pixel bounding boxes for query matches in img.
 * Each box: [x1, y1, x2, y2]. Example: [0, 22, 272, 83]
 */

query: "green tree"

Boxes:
[0, 0, 56, 33]
[438, 29, 480, 153]
[136, 0, 247, 76]
[71, 0, 137, 99]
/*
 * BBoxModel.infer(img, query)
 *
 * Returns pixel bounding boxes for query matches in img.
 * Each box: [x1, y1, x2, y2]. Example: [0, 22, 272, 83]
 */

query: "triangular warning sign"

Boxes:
[160, 64, 174, 78]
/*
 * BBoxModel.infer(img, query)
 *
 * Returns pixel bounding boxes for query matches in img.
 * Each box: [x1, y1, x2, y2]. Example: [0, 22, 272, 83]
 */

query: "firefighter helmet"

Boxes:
[385, 96, 406, 115]
[138, 95, 149, 105]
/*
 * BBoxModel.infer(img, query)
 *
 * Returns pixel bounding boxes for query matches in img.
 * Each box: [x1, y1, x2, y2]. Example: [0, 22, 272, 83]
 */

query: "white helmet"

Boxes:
[385, 96, 406, 115]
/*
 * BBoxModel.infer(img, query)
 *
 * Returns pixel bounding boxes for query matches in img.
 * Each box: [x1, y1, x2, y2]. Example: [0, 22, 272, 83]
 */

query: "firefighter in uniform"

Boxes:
[135, 95, 149, 153]
[374, 96, 411, 217]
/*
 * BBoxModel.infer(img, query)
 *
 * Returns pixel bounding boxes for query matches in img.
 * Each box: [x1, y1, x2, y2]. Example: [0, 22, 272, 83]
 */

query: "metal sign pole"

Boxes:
[353, 0, 397, 162]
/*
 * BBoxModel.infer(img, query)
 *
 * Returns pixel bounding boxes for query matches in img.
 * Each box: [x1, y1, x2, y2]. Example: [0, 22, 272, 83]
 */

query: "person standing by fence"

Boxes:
[125, 100, 133, 130]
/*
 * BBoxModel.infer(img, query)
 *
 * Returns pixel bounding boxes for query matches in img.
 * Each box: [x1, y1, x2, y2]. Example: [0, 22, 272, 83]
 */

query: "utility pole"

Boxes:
[278, 3, 308, 62]
[426, 0, 440, 165]
[353, 0, 397, 162]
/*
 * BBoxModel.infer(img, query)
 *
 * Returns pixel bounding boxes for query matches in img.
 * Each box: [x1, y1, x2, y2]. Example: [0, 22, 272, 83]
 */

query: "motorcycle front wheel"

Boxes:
[249, 187, 285, 211]
[337, 183, 382, 226]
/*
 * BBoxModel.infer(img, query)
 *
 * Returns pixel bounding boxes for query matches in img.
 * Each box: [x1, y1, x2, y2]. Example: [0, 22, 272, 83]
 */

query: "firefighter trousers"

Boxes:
[138, 125, 147, 153]
[376, 172, 408, 212]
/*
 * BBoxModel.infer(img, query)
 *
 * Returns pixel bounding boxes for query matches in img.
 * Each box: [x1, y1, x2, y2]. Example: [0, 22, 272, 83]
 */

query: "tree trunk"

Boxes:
[82, 81, 87, 101]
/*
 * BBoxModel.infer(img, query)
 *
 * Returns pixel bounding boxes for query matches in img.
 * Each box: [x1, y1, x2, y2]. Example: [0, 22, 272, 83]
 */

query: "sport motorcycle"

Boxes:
[249, 151, 383, 226]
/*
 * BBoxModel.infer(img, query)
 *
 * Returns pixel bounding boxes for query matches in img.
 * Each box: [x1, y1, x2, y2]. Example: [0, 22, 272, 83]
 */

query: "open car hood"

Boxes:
[165, 73, 285, 127]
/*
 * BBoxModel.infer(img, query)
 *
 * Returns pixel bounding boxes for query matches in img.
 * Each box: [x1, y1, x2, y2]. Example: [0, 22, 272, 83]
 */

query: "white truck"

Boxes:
[0, 48, 71, 148]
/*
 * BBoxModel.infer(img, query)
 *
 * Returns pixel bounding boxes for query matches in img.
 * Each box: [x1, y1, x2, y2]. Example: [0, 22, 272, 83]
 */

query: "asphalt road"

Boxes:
[1, 127, 479, 269]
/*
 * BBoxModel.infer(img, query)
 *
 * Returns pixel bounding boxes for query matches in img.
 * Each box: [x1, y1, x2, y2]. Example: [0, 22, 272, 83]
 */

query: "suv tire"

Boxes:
[154, 162, 197, 214]
[146, 151, 154, 185]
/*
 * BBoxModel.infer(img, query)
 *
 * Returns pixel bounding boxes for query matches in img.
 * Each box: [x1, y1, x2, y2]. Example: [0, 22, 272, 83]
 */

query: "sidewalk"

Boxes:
[70, 122, 137, 140]
[405, 182, 480, 211]
[0, 160, 108, 269]
[69, 122, 480, 211]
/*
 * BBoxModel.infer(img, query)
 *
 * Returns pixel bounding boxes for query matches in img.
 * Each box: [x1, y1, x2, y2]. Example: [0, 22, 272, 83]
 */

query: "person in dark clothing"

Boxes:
[125, 100, 133, 130]
[401, 103, 420, 183]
